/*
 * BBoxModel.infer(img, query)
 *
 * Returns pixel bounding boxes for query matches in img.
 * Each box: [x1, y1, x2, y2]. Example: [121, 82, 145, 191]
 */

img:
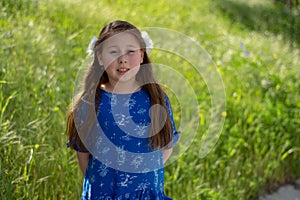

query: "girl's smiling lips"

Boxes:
[117, 67, 130, 74]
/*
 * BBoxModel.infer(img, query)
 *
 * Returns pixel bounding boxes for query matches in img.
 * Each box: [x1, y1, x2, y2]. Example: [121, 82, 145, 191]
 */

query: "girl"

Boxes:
[66, 20, 179, 200]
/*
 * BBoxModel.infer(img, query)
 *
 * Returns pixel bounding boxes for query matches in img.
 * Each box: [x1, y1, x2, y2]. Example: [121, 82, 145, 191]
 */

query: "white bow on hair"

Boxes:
[86, 36, 98, 58]
[141, 31, 153, 53]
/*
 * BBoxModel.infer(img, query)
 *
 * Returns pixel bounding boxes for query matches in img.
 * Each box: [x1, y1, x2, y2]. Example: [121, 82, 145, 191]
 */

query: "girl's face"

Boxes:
[97, 32, 144, 86]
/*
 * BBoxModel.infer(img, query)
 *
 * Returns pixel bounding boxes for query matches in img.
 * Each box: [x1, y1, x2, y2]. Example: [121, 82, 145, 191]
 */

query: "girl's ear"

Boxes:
[140, 50, 144, 63]
[97, 52, 103, 66]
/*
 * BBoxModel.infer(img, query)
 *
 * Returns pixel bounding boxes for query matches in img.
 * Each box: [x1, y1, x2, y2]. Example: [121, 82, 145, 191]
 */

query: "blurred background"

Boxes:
[1, 0, 299, 199]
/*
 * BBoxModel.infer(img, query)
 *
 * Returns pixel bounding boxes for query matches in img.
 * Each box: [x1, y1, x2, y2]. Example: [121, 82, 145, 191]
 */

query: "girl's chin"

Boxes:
[118, 76, 136, 83]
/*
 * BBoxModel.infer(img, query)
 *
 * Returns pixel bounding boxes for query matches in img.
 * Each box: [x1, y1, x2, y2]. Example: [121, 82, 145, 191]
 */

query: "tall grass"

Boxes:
[1, 0, 299, 199]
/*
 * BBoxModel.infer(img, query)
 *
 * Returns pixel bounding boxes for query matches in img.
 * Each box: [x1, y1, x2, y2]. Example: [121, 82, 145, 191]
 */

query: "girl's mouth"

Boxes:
[117, 68, 130, 74]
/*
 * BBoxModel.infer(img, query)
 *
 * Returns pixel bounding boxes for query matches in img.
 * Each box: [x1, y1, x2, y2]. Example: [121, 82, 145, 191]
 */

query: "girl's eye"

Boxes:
[128, 50, 136, 54]
[110, 51, 118, 54]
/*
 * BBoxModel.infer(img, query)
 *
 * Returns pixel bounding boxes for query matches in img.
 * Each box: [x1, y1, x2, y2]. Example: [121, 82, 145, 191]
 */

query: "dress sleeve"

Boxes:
[164, 94, 180, 148]
[66, 101, 89, 153]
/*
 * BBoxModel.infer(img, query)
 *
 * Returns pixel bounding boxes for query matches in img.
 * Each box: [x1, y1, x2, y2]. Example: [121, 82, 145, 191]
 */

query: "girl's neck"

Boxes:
[102, 80, 141, 94]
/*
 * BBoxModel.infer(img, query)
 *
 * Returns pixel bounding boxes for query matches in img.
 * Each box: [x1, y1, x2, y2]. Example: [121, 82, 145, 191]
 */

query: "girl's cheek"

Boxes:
[103, 57, 118, 68]
[129, 54, 142, 65]
[105, 62, 117, 70]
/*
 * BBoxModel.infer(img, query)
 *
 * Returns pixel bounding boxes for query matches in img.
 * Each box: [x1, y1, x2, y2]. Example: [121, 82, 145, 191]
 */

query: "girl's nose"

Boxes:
[118, 54, 128, 64]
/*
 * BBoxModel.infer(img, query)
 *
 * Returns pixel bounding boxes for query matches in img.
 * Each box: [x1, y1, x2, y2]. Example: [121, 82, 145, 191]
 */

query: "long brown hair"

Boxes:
[66, 20, 174, 151]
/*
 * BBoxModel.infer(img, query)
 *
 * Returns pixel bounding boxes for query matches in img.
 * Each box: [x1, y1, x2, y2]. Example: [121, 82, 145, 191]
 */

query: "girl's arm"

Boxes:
[76, 152, 90, 175]
[163, 148, 173, 164]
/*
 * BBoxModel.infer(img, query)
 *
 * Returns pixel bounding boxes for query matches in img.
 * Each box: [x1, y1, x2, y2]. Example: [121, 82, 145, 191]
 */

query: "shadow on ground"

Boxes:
[212, 0, 300, 48]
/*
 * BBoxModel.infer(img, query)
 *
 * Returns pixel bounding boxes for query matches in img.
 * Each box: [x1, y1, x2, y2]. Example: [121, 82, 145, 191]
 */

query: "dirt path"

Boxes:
[259, 179, 300, 200]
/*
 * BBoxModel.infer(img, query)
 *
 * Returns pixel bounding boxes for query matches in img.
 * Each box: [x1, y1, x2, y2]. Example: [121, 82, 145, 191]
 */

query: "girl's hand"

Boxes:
[76, 152, 90, 175]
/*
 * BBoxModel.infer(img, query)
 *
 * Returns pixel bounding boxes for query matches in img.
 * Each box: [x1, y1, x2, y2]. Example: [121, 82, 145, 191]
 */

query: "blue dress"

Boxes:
[73, 89, 179, 200]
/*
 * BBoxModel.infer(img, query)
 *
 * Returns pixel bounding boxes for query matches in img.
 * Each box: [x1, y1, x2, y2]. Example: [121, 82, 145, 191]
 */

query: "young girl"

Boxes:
[66, 20, 179, 200]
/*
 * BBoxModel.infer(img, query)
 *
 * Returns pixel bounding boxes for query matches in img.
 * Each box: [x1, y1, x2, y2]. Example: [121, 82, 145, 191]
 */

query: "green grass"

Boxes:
[1, 0, 300, 199]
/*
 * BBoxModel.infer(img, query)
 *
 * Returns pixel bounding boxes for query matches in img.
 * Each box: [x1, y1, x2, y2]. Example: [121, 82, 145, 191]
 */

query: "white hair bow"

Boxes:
[86, 36, 98, 58]
[141, 31, 153, 53]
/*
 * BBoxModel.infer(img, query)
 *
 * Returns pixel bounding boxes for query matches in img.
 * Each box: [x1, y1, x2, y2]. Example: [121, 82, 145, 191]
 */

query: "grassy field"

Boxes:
[1, 0, 300, 199]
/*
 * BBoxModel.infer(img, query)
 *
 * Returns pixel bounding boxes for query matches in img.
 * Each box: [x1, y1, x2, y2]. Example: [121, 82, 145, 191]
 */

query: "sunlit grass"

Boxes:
[1, 0, 299, 199]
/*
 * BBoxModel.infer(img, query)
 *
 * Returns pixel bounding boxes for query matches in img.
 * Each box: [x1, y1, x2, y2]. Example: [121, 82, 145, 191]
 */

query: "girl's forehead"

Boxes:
[103, 32, 140, 48]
